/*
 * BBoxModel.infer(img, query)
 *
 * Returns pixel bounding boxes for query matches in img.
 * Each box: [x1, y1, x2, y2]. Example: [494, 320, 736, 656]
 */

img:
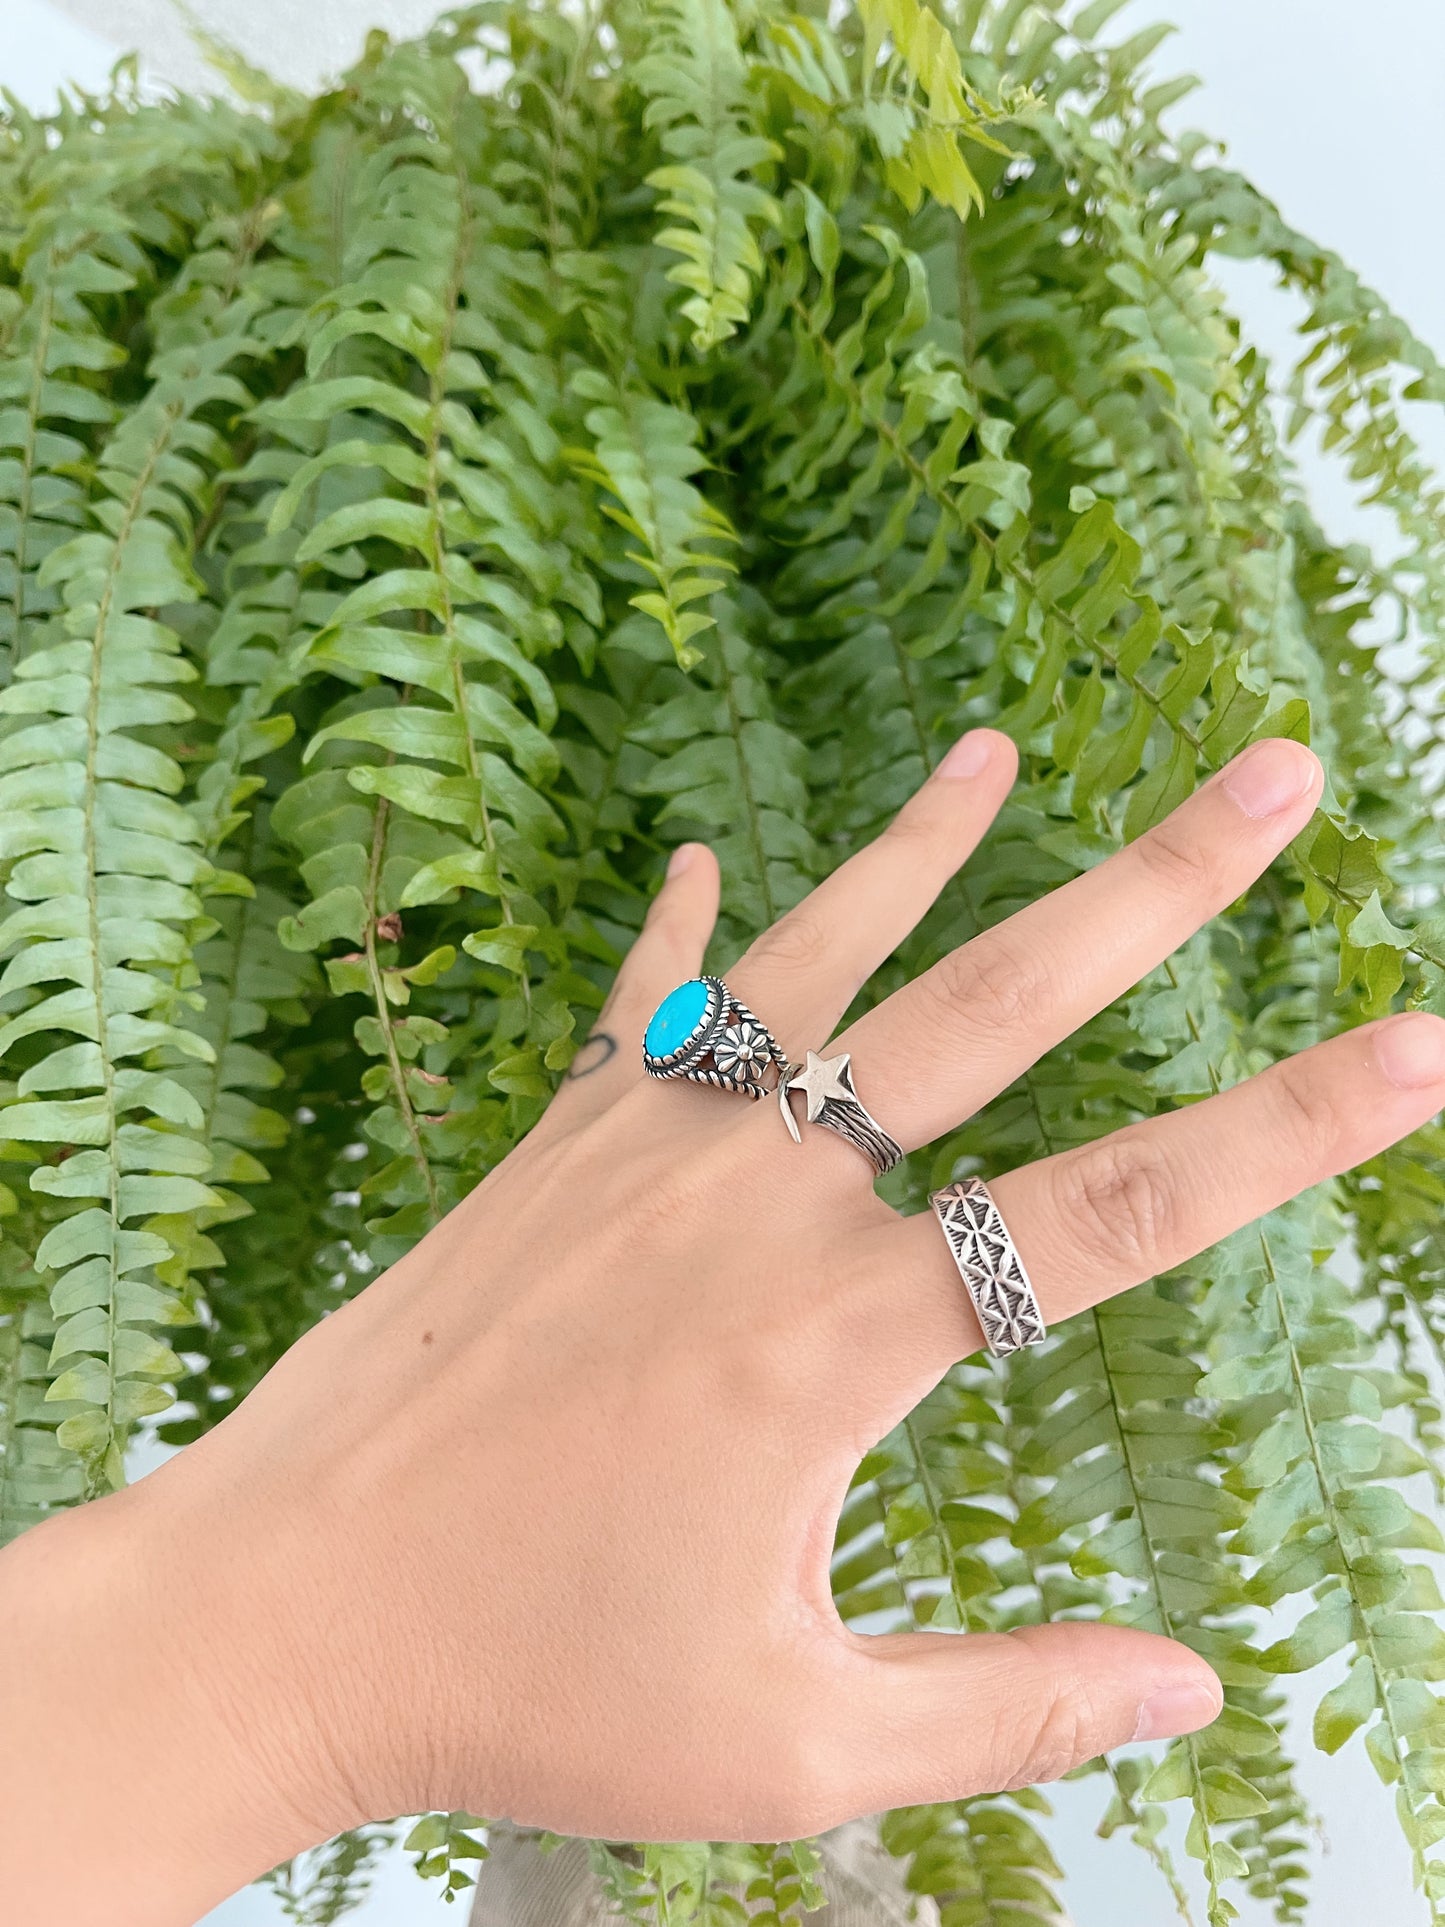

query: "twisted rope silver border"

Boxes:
[643, 976, 788, 1101]
[929, 1176, 1046, 1358]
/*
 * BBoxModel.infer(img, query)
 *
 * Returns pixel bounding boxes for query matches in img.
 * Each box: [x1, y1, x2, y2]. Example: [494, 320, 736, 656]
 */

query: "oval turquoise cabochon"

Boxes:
[644, 977, 711, 1059]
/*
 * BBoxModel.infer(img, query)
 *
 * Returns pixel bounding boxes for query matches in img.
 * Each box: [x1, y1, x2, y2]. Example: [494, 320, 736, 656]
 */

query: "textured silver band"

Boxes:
[929, 1177, 1046, 1358]
[778, 1050, 903, 1176]
[643, 975, 789, 1100]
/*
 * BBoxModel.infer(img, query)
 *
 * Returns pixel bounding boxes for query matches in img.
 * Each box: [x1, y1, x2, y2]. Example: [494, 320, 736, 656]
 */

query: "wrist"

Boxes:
[0, 1471, 362, 1926]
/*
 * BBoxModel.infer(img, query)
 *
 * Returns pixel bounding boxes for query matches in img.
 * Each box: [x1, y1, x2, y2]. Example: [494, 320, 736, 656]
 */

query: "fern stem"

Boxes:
[1261, 1227, 1443, 1918]
[542, 1, 599, 266]
[719, 634, 776, 924]
[1095, 1297, 1225, 1919]
[1103, 1754, 1199, 1926]
[4, 282, 53, 671]
[900, 1410, 984, 1633]
[1011, 1054, 1226, 1915]
[78, 406, 177, 1488]
[424, 170, 532, 1013]
[361, 791, 441, 1230]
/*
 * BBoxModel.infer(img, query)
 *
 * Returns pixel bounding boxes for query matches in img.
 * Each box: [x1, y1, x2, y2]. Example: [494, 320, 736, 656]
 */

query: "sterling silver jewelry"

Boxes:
[643, 975, 788, 1100]
[930, 1177, 1046, 1358]
[778, 1049, 903, 1176]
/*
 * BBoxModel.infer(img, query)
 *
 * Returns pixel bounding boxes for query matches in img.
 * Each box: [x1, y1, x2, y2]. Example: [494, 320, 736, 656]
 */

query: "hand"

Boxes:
[6, 733, 1445, 1925]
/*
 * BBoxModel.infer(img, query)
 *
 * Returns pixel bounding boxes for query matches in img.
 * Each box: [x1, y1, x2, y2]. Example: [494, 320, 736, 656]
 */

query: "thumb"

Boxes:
[822, 1623, 1221, 1817]
[546, 842, 720, 1128]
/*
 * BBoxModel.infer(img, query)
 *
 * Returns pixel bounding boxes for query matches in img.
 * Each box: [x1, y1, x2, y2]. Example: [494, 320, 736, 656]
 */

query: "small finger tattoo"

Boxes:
[567, 1031, 618, 1079]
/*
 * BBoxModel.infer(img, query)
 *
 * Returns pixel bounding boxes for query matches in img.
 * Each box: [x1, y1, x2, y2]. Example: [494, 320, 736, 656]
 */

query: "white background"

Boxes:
[4, 2, 1444, 1921]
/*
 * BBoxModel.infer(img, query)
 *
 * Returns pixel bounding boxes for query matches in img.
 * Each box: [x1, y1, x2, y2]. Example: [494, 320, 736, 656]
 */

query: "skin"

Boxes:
[2, 732, 1443, 1925]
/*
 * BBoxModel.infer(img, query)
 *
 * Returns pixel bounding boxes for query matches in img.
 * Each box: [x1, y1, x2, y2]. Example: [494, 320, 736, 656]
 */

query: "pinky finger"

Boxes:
[545, 844, 720, 1128]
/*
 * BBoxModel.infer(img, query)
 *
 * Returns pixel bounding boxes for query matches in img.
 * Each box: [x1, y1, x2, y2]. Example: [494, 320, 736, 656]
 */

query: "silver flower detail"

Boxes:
[713, 1019, 770, 1083]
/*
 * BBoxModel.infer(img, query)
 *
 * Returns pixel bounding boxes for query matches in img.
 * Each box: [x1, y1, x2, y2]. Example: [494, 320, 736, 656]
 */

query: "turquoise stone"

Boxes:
[645, 977, 711, 1060]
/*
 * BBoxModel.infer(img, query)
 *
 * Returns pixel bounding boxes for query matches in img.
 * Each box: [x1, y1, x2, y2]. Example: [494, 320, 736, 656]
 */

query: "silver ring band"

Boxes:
[779, 1050, 903, 1176]
[643, 975, 788, 1100]
[930, 1177, 1046, 1357]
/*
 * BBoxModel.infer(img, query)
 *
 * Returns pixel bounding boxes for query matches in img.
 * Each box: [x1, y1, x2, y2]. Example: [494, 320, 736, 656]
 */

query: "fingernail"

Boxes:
[1132, 1679, 1223, 1744]
[937, 731, 994, 780]
[667, 844, 697, 879]
[1374, 1013, 1445, 1089]
[1220, 739, 1319, 818]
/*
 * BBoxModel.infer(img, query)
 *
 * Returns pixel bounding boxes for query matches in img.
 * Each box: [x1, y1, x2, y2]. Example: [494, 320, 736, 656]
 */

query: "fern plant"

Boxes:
[2, 3, 1444, 1921]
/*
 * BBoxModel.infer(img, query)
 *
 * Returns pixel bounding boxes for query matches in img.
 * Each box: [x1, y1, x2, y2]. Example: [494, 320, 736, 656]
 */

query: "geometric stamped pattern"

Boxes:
[929, 1176, 1047, 1359]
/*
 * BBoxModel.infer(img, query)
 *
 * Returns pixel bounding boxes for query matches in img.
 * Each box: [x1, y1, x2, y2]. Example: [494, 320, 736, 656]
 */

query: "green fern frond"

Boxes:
[857, 0, 1029, 221]
[571, 372, 737, 670]
[635, 0, 782, 351]
[0, 335, 253, 1490]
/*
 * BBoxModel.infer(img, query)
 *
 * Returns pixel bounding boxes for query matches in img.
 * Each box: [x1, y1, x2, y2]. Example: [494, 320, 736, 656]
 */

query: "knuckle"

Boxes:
[933, 928, 1048, 1034]
[1268, 1054, 1346, 1163]
[746, 908, 830, 976]
[639, 884, 688, 944]
[1055, 1132, 1178, 1272]
[1132, 814, 1215, 897]
[881, 796, 945, 853]
[1004, 1686, 1096, 1791]
[760, 1731, 845, 1840]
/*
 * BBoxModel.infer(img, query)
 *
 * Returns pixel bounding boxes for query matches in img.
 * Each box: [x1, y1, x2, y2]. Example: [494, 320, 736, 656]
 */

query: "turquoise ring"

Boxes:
[642, 976, 789, 1100]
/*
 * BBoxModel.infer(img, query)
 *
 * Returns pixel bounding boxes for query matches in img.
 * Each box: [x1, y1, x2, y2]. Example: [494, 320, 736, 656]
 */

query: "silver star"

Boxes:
[786, 1049, 855, 1122]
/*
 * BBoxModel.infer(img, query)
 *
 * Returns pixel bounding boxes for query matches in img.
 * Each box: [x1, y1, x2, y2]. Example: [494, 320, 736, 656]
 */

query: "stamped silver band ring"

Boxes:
[930, 1176, 1046, 1358]
[778, 1050, 903, 1176]
[643, 975, 789, 1099]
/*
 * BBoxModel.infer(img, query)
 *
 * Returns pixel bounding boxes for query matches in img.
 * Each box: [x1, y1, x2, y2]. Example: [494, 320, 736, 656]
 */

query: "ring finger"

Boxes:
[841, 1013, 1445, 1403]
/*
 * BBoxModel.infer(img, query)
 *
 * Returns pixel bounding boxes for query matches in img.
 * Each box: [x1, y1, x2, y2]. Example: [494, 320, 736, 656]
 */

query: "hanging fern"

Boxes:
[4, 3, 1445, 1921]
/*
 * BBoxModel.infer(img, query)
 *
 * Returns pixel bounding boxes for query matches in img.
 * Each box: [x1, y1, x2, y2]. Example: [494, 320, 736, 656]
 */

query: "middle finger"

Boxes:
[835, 737, 1323, 1151]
